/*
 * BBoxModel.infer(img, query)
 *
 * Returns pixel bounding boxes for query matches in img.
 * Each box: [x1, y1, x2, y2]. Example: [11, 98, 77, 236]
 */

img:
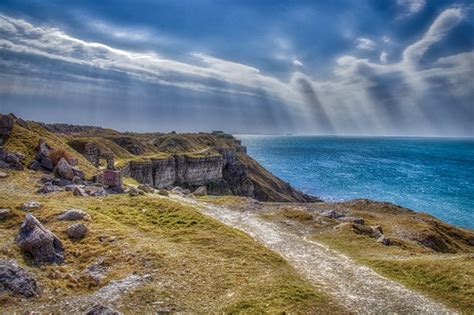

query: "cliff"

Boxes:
[0, 114, 317, 202]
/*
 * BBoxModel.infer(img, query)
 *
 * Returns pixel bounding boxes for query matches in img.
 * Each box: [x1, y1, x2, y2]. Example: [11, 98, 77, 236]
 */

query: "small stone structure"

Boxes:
[101, 169, 123, 188]
[84, 143, 115, 169]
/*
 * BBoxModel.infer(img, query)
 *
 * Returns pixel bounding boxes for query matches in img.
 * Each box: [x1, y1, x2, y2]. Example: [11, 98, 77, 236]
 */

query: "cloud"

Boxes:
[397, 0, 426, 16]
[293, 59, 303, 66]
[380, 51, 388, 64]
[402, 8, 464, 66]
[0, 7, 472, 136]
[355, 37, 376, 50]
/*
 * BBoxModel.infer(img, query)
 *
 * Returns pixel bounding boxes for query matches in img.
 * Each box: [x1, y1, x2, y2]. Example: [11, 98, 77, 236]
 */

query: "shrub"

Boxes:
[49, 148, 75, 166]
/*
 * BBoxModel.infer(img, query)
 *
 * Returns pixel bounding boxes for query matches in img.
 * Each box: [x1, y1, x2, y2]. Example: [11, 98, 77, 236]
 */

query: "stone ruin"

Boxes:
[83, 143, 123, 190]
[84, 143, 115, 169]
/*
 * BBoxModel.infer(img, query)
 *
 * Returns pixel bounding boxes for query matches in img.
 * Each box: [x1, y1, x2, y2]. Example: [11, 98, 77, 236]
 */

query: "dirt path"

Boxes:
[173, 195, 456, 315]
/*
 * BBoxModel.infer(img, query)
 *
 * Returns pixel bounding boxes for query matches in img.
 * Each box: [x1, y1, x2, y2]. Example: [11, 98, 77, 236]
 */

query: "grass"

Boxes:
[0, 170, 341, 314]
[4, 122, 97, 178]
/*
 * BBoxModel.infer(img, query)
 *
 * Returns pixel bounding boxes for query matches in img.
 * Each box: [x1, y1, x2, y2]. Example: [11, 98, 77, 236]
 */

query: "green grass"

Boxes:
[314, 225, 474, 314]
[0, 171, 341, 314]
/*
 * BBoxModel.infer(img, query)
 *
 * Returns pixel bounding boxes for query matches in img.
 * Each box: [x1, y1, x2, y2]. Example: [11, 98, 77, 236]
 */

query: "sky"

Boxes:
[0, 0, 473, 136]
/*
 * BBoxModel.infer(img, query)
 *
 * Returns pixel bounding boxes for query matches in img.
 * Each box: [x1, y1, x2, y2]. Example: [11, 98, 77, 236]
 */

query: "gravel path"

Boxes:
[174, 195, 457, 315]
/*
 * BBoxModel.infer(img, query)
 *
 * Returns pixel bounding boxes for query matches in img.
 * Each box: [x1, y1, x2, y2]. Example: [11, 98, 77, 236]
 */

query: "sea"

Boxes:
[236, 135, 474, 229]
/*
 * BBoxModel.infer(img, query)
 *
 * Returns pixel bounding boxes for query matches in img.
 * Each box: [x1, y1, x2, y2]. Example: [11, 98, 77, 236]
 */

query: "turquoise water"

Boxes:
[237, 135, 474, 229]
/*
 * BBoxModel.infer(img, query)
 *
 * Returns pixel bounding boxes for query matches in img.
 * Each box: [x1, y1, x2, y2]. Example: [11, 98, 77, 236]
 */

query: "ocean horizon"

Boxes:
[237, 135, 474, 229]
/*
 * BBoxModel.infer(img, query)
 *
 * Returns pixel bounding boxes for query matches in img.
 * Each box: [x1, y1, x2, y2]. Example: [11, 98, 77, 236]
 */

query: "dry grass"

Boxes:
[48, 148, 75, 166]
[0, 170, 341, 314]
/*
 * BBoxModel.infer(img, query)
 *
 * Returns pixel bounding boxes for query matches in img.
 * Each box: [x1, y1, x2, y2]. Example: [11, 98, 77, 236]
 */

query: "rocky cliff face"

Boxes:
[123, 154, 225, 189]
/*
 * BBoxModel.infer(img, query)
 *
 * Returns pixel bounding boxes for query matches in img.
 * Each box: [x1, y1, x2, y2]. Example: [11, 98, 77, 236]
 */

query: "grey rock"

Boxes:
[37, 183, 62, 194]
[21, 201, 42, 211]
[16, 118, 29, 129]
[377, 235, 391, 246]
[73, 186, 87, 197]
[15, 214, 65, 264]
[0, 259, 41, 298]
[28, 160, 42, 171]
[72, 166, 85, 180]
[128, 187, 143, 196]
[0, 114, 14, 144]
[67, 223, 88, 239]
[0, 171, 7, 179]
[137, 184, 154, 193]
[321, 209, 345, 219]
[0, 208, 12, 220]
[54, 157, 74, 180]
[193, 185, 207, 196]
[58, 209, 90, 221]
[0, 161, 10, 169]
[72, 176, 85, 185]
[86, 304, 122, 315]
[338, 216, 365, 225]
[372, 225, 384, 239]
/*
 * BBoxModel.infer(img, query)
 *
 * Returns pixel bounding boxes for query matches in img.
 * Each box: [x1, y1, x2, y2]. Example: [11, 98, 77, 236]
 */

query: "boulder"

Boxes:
[15, 214, 65, 264]
[28, 160, 41, 171]
[137, 184, 154, 193]
[338, 216, 365, 225]
[377, 235, 391, 246]
[57, 209, 90, 221]
[21, 201, 42, 211]
[158, 189, 169, 196]
[0, 208, 12, 220]
[193, 186, 207, 196]
[0, 259, 41, 298]
[54, 157, 74, 180]
[71, 166, 85, 180]
[0, 113, 14, 144]
[86, 304, 122, 315]
[67, 223, 88, 239]
[128, 187, 143, 197]
[0, 171, 7, 179]
[321, 210, 345, 219]
[73, 186, 87, 197]
[36, 139, 54, 171]
[72, 176, 84, 185]
[372, 225, 384, 239]
[37, 183, 62, 194]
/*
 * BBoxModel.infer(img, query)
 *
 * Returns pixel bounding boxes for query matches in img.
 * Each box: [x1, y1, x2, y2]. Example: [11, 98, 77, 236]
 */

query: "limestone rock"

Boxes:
[0, 171, 7, 179]
[71, 166, 85, 180]
[73, 186, 87, 197]
[0, 208, 12, 220]
[0, 113, 14, 144]
[321, 210, 345, 219]
[67, 223, 88, 239]
[338, 216, 365, 225]
[86, 304, 122, 315]
[21, 201, 42, 211]
[57, 209, 90, 221]
[128, 187, 144, 196]
[377, 235, 391, 246]
[137, 184, 154, 193]
[37, 183, 62, 194]
[15, 214, 65, 264]
[0, 259, 41, 298]
[193, 185, 207, 196]
[54, 157, 74, 180]
[28, 160, 41, 171]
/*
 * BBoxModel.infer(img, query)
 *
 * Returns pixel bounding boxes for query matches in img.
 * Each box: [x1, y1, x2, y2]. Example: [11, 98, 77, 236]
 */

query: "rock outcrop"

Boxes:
[15, 214, 65, 264]
[123, 154, 225, 189]
[57, 209, 90, 221]
[0, 260, 41, 298]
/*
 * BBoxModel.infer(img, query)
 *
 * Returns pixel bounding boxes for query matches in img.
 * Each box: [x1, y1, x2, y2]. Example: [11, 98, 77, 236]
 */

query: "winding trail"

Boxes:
[173, 195, 456, 315]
